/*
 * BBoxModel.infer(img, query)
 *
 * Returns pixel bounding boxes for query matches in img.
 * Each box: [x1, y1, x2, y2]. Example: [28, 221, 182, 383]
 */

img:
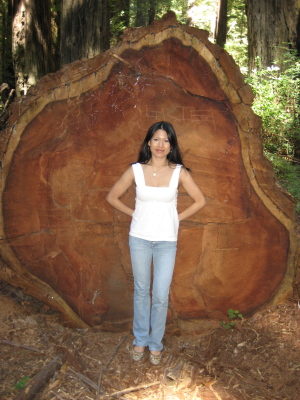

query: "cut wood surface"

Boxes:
[0, 12, 298, 327]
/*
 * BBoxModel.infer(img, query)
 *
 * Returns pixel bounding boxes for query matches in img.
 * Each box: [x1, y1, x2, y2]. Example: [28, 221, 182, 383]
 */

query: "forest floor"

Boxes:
[1, 282, 300, 400]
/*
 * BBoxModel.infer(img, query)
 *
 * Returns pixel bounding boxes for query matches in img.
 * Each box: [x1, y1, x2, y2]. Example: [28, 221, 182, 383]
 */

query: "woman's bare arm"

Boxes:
[106, 167, 135, 217]
[178, 169, 206, 222]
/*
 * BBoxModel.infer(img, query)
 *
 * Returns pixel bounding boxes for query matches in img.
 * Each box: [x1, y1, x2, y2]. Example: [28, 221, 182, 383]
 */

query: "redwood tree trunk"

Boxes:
[11, 0, 55, 96]
[0, 1, 7, 83]
[246, 0, 300, 70]
[215, 0, 228, 48]
[148, 0, 156, 25]
[60, 0, 110, 65]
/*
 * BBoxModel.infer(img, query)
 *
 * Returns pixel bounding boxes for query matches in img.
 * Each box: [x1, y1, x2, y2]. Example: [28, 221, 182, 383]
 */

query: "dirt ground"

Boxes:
[1, 282, 300, 400]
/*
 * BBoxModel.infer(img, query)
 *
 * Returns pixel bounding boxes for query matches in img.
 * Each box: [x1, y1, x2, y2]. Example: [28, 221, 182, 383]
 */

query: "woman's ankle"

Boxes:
[133, 345, 145, 353]
[150, 350, 161, 355]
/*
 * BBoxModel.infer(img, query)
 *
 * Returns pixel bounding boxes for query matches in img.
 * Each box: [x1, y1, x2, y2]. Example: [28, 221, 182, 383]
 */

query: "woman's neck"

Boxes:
[148, 157, 168, 168]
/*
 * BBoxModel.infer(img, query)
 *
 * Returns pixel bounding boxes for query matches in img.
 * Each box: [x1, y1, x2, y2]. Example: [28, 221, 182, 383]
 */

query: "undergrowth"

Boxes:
[266, 153, 300, 215]
[246, 50, 300, 215]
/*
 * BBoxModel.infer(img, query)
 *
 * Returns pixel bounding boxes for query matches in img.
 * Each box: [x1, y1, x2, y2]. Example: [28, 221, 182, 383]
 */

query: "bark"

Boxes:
[2, 0, 14, 89]
[215, 0, 228, 48]
[246, 0, 300, 70]
[60, 0, 110, 65]
[11, 0, 55, 96]
[0, 0, 6, 83]
[0, 12, 298, 327]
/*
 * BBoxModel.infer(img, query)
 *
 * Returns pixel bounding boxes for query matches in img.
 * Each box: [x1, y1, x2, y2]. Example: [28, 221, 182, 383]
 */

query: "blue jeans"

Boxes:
[129, 235, 177, 351]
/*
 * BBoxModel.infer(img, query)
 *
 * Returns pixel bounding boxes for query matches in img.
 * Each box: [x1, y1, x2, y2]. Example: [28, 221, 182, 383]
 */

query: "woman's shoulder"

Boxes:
[131, 162, 142, 171]
[169, 163, 182, 169]
[178, 165, 190, 181]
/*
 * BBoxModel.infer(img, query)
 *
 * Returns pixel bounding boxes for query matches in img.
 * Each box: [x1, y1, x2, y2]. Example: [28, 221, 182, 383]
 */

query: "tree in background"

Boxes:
[3, 0, 299, 93]
[2, 0, 246, 94]
[149, 0, 156, 24]
[246, 0, 300, 71]
[215, 0, 228, 47]
[135, 0, 149, 26]
[0, 0, 13, 86]
[245, 0, 300, 211]
[225, 0, 247, 69]
[60, 0, 110, 65]
[12, 0, 55, 96]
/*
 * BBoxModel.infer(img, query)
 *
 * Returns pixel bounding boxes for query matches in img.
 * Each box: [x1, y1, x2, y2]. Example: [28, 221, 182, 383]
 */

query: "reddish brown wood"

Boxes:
[0, 12, 298, 327]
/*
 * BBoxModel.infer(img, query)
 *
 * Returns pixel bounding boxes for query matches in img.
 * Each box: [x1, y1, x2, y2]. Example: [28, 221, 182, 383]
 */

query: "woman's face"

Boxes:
[148, 129, 171, 158]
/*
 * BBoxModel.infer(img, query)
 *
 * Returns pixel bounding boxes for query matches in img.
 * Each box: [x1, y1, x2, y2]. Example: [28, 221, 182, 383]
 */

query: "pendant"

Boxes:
[153, 172, 157, 176]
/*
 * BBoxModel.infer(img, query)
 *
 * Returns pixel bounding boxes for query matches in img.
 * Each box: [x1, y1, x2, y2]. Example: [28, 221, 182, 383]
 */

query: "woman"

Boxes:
[106, 121, 206, 365]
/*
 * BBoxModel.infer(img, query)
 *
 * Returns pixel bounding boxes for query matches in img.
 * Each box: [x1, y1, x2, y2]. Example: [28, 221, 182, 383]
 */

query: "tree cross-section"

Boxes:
[0, 13, 298, 327]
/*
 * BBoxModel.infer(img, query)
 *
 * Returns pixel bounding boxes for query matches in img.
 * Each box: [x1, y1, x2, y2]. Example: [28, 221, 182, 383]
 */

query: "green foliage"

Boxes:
[13, 376, 30, 390]
[110, 0, 129, 47]
[246, 50, 300, 214]
[247, 51, 300, 158]
[221, 309, 243, 329]
[266, 153, 300, 214]
[228, 308, 243, 319]
[225, 0, 248, 70]
[168, 0, 189, 24]
[175, 0, 248, 70]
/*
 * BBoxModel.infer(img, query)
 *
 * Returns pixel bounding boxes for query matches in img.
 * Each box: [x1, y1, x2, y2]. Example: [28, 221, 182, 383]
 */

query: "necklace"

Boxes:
[152, 164, 166, 176]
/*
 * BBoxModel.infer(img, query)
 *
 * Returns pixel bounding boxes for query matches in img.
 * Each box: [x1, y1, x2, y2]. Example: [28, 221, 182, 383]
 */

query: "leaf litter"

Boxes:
[0, 281, 300, 400]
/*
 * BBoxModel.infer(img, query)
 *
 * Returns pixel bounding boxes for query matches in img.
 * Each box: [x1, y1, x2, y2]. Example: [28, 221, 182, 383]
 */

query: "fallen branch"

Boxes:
[0, 87, 15, 130]
[49, 392, 65, 400]
[68, 367, 98, 391]
[99, 381, 161, 399]
[111, 53, 132, 67]
[210, 384, 223, 400]
[3, 88, 15, 110]
[97, 333, 128, 395]
[15, 353, 66, 400]
[0, 340, 45, 354]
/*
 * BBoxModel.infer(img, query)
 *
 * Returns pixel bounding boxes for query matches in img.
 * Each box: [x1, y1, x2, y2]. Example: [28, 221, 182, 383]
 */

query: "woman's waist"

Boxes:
[132, 203, 178, 221]
[135, 199, 177, 206]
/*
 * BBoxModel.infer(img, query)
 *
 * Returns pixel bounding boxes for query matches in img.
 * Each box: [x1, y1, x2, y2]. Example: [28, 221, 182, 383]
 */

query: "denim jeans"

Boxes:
[129, 235, 177, 351]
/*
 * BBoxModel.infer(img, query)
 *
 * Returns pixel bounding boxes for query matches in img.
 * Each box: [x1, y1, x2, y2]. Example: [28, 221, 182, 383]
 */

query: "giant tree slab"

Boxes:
[0, 13, 298, 326]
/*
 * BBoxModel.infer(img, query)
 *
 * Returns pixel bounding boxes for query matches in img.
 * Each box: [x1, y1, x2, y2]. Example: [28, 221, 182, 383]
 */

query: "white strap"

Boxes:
[169, 165, 182, 188]
[132, 163, 145, 186]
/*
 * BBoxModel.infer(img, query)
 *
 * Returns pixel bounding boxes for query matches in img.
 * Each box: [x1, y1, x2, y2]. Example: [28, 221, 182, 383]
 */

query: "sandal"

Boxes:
[132, 347, 145, 361]
[149, 352, 162, 365]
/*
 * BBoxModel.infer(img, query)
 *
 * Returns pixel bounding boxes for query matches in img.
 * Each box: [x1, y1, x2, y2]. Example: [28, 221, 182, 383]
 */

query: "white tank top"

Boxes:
[129, 163, 182, 241]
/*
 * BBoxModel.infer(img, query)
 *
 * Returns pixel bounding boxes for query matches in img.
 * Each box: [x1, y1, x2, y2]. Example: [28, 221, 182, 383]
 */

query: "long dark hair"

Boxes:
[136, 121, 190, 170]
